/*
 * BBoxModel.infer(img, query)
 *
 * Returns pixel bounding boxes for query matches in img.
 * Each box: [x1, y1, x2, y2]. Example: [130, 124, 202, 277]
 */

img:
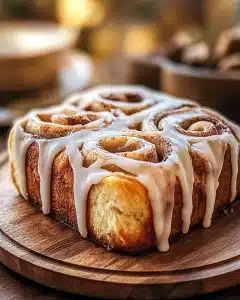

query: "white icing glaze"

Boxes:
[10, 123, 33, 198]
[9, 85, 240, 252]
[144, 107, 239, 230]
[192, 139, 226, 227]
[67, 144, 111, 237]
[38, 140, 66, 214]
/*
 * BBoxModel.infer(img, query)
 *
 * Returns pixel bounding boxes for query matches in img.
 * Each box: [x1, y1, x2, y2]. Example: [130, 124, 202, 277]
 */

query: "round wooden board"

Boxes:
[0, 158, 240, 299]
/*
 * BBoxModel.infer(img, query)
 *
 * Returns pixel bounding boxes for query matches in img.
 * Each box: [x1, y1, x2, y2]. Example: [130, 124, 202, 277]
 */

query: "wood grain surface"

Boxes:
[0, 158, 239, 299]
[1, 263, 239, 300]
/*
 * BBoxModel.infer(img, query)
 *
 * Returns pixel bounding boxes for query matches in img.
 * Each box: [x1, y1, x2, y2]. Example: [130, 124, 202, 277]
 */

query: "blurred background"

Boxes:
[0, 0, 238, 57]
[0, 0, 239, 131]
[0, 2, 240, 298]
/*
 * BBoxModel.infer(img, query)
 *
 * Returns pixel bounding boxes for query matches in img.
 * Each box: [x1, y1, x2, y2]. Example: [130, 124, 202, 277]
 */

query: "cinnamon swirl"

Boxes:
[8, 85, 240, 253]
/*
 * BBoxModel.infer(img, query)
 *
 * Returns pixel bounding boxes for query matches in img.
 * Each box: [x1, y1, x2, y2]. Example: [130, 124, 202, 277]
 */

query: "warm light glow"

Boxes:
[56, 0, 105, 28]
[0, 24, 74, 56]
[89, 26, 121, 56]
[34, 0, 50, 9]
[123, 24, 159, 55]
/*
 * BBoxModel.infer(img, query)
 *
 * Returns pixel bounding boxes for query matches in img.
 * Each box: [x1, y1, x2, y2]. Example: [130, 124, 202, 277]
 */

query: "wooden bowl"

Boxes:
[128, 54, 162, 89]
[0, 21, 78, 92]
[128, 55, 240, 123]
[160, 57, 240, 123]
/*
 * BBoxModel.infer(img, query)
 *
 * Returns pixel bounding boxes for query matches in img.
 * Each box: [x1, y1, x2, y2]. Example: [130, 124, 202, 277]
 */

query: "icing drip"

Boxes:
[138, 170, 176, 252]
[192, 139, 226, 227]
[9, 85, 240, 252]
[172, 144, 194, 234]
[227, 134, 239, 201]
[10, 123, 33, 198]
[38, 140, 66, 214]
[67, 145, 110, 237]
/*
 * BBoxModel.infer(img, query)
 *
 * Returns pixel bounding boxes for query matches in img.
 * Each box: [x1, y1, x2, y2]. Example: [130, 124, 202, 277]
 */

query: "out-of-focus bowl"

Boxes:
[0, 21, 78, 92]
[128, 54, 240, 123]
[160, 57, 240, 123]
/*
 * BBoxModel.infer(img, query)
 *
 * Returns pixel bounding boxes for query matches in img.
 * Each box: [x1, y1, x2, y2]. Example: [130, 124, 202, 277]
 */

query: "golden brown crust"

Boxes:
[87, 175, 155, 252]
[22, 142, 155, 252]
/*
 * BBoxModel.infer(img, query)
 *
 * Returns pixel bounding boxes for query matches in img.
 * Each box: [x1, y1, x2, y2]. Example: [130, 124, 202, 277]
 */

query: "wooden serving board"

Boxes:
[0, 157, 240, 299]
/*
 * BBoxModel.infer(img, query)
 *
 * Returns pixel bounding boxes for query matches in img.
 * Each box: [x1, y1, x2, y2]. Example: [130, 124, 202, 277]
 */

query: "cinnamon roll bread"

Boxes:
[8, 85, 240, 253]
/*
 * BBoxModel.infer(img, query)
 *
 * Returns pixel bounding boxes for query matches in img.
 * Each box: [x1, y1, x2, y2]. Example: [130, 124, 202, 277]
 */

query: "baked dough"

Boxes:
[8, 86, 240, 252]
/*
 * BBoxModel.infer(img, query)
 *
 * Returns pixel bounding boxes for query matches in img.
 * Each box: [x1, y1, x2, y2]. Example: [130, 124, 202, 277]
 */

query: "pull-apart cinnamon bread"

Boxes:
[8, 85, 240, 253]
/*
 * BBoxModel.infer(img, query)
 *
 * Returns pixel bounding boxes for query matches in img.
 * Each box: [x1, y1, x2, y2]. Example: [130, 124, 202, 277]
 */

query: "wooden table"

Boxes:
[0, 262, 239, 300]
[0, 56, 239, 300]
